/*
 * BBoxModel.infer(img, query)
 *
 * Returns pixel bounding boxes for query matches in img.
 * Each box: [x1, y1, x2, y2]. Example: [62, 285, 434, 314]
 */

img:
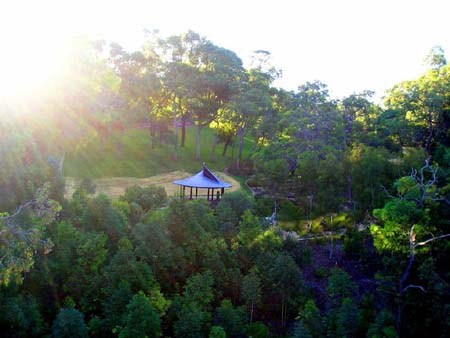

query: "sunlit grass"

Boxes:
[64, 126, 254, 178]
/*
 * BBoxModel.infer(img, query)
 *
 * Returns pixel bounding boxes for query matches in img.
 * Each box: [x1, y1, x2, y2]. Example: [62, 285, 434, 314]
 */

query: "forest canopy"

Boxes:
[1, 32, 449, 337]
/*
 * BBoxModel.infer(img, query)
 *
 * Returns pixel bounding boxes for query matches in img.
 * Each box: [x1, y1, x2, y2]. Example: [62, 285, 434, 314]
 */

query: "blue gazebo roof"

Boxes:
[173, 163, 232, 189]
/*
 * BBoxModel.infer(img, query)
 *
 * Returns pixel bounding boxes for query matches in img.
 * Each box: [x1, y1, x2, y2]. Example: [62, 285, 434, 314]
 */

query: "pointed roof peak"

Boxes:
[202, 163, 219, 183]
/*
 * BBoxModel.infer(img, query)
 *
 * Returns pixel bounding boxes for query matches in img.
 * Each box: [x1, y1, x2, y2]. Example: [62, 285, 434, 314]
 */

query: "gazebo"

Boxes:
[173, 163, 232, 201]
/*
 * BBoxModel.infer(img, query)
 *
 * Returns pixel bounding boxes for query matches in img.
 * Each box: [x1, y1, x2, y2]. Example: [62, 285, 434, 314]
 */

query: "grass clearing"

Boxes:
[65, 171, 242, 199]
[64, 126, 254, 178]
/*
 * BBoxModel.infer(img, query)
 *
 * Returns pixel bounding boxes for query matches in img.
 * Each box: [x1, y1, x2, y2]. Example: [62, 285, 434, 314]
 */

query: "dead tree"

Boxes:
[395, 159, 450, 332]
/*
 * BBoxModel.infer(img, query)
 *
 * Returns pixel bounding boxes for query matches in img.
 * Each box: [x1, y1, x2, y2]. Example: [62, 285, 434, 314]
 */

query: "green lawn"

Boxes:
[64, 126, 254, 178]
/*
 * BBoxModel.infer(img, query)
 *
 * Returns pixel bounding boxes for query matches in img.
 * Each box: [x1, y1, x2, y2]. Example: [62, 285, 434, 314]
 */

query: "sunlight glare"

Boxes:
[0, 1, 100, 101]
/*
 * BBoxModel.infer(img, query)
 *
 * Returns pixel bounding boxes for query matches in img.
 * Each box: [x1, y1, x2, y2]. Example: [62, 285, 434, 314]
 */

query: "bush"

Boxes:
[51, 308, 88, 338]
[277, 200, 303, 221]
[246, 322, 271, 338]
[343, 226, 366, 260]
[246, 177, 259, 187]
[254, 197, 273, 217]
[314, 266, 329, 279]
[214, 299, 246, 337]
[209, 326, 226, 338]
[121, 185, 167, 212]
[119, 292, 161, 338]
[216, 191, 254, 226]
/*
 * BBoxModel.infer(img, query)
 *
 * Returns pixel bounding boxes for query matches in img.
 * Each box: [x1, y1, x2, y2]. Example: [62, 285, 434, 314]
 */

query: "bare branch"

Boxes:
[0, 200, 37, 221]
[381, 185, 395, 199]
[415, 233, 450, 247]
[402, 284, 426, 293]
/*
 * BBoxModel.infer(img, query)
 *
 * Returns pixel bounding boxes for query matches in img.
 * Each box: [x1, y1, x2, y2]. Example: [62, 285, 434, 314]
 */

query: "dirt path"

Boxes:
[65, 171, 241, 199]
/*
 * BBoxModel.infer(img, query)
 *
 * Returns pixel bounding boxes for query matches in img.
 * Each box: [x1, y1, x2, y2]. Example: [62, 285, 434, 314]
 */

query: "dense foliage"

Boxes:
[1, 32, 449, 337]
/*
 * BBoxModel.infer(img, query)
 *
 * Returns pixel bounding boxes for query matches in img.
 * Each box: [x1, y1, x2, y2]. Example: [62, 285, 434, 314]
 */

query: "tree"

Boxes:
[241, 269, 262, 323]
[350, 144, 393, 212]
[110, 41, 162, 149]
[41, 220, 109, 314]
[189, 41, 244, 161]
[424, 46, 447, 70]
[121, 184, 167, 212]
[174, 302, 212, 338]
[277, 81, 348, 214]
[340, 91, 379, 147]
[246, 322, 271, 338]
[51, 307, 88, 338]
[334, 297, 359, 338]
[229, 68, 273, 169]
[0, 183, 59, 286]
[182, 270, 215, 309]
[366, 309, 398, 338]
[209, 326, 226, 338]
[119, 292, 161, 338]
[81, 194, 126, 246]
[371, 160, 450, 335]
[294, 299, 323, 338]
[326, 268, 357, 308]
[255, 144, 292, 221]
[100, 238, 165, 334]
[214, 299, 246, 337]
[216, 191, 254, 235]
[237, 211, 265, 249]
[384, 55, 450, 154]
[257, 252, 302, 328]
[133, 215, 173, 279]
[158, 32, 205, 159]
[0, 293, 45, 337]
[173, 271, 215, 337]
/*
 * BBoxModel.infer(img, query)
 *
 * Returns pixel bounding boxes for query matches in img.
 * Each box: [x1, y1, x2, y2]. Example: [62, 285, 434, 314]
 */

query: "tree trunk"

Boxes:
[329, 234, 334, 260]
[245, 142, 259, 162]
[273, 197, 278, 224]
[236, 127, 245, 169]
[425, 112, 434, 154]
[250, 301, 254, 324]
[222, 139, 230, 156]
[116, 142, 123, 158]
[210, 132, 219, 162]
[397, 227, 416, 333]
[57, 153, 65, 177]
[281, 297, 287, 328]
[347, 174, 354, 211]
[195, 125, 202, 161]
[181, 115, 186, 147]
[148, 119, 154, 149]
[370, 180, 374, 210]
[100, 136, 106, 153]
[173, 110, 179, 161]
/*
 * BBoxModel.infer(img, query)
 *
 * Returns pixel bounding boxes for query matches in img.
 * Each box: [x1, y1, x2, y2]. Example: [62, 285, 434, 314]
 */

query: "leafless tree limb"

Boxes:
[0, 200, 37, 221]
[415, 233, 450, 247]
[402, 284, 426, 293]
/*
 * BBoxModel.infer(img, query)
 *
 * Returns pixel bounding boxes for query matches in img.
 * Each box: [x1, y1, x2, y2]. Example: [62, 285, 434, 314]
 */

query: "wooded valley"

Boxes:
[0, 33, 449, 337]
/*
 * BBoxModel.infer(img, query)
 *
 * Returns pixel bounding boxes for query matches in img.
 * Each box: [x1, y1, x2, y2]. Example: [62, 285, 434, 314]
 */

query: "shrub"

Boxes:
[51, 308, 88, 338]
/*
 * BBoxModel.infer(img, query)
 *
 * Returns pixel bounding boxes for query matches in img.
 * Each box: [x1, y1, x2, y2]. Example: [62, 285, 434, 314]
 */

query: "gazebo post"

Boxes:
[211, 188, 214, 200]
[196, 188, 198, 198]
[221, 188, 224, 196]
[207, 188, 210, 201]
[189, 187, 193, 200]
[183, 186, 185, 198]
